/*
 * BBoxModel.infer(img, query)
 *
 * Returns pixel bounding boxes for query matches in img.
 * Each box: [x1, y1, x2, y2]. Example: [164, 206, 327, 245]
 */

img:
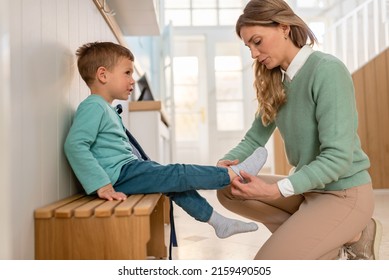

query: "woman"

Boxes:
[217, 0, 381, 260]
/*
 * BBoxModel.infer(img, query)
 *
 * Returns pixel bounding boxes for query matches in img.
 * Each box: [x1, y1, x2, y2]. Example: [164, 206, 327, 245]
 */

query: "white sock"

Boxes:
[208, 211, 258, 239]
[230, 147, 267, 179]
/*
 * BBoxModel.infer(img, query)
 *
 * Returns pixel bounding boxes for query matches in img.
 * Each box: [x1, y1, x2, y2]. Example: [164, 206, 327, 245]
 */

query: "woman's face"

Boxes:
[240, 24, 294, 71]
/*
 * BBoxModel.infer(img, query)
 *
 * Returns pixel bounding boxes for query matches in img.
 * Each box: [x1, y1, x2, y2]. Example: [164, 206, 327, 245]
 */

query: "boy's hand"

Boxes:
[97, 184, 127, 201]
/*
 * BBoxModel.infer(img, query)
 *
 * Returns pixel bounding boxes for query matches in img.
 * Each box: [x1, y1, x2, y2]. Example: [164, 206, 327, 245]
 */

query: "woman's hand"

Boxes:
[231, 170, 282, 201]
[217, 159, 239, 168]
[97, 184, 127, 201]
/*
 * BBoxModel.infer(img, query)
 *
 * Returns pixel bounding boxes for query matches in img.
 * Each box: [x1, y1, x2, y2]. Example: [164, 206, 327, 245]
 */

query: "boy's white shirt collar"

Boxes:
[282, 45, 314, 81]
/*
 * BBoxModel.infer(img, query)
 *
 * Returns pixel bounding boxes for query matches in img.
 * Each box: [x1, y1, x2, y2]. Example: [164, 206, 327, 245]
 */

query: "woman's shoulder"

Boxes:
[304, 51, 350, 77]
[307, 51, 346, 68]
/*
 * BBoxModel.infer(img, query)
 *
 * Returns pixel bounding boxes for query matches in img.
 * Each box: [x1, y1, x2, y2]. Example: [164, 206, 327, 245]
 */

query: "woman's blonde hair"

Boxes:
[236, 0, 317, 125]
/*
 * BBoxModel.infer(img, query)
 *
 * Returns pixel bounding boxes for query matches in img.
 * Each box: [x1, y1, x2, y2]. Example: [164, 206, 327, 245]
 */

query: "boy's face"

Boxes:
[105, 58, 135, 103]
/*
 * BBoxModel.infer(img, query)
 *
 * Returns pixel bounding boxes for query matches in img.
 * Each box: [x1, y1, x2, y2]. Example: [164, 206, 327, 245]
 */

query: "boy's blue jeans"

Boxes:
[114, 159, 231, 222]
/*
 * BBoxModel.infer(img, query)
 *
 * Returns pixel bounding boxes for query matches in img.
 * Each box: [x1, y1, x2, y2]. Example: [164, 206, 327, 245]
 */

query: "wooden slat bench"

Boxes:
[34, 193, 167, 260]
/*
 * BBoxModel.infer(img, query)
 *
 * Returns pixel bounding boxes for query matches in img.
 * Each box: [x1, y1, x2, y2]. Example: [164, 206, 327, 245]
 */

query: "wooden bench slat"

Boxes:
[34, 193, 85, 219]
[74, 197, 106, 218]
[133, 193, 161, 216]
[94, 200, 122, 217]
[34, 192, 167, 259]
[114, 195, 144, 217]
[55, 196, 96, 218]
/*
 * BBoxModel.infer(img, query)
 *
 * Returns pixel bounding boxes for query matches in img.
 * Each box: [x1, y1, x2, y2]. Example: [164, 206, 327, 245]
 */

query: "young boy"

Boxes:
[64, 42, 268, 239]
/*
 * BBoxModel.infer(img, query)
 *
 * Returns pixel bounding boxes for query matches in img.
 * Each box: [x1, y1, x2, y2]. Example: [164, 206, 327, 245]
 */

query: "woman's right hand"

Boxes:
[231, 171, 282, 201]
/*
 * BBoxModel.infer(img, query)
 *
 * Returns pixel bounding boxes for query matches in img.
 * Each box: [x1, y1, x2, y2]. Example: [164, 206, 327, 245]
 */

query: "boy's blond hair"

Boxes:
[76, 42, 134, 86]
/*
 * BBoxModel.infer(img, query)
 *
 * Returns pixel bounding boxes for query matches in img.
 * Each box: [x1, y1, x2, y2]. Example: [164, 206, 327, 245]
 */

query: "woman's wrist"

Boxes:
[270, 183, 282, 199]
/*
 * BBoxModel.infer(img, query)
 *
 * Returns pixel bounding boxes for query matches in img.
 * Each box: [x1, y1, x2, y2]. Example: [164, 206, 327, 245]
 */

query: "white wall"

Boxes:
[1, 0, 12, 260]
[2, 0, 118, 259]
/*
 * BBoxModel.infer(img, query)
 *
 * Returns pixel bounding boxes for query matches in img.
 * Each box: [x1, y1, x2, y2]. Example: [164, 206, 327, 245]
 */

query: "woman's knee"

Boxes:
[216, 186, 232, 207]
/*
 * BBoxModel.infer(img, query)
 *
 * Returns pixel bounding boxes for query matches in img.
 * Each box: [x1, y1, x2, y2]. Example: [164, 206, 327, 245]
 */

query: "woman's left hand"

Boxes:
[231, 170, 282, 201]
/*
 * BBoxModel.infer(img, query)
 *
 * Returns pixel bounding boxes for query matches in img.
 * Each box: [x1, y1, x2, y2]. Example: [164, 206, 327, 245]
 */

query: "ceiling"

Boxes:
[105, 0, 361, 36]
[107, 0, 160, 36]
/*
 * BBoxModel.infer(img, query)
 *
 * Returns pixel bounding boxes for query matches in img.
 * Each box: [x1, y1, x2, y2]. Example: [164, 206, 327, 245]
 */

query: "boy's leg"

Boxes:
[168, 190, 213, 222]
[169, 190, 258, 238]
[114, 160, 228, 224]
[217, 174, 304, 232]
[115, 161, 258, 237]
[115, 145, 268, 195]
[114, 160, 230, 194]
[230, 147, 267, 179]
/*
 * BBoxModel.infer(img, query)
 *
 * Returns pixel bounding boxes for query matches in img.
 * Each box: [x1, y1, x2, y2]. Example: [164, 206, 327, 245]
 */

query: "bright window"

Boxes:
[164, 0, 244, 26]
[215, 42, 244, 131]
[192, 9, 218, 26]
[192, 0, 217, 8]
[296, 0, 325, 8]
[309, 21, 326, 44]
[173, 56, 201, 141]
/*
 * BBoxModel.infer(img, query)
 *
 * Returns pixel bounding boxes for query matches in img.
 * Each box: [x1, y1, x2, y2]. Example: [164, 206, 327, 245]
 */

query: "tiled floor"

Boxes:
[167, 189, 389, 260]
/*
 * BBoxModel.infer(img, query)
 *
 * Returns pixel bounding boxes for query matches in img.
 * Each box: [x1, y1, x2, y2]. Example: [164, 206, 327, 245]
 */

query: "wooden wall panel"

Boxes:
[352, 49, 389, 189]
[373, 51, 389, 189]
[352, 69, 367, 148]
[273, 129, 292, 175]
[363, 60, 383, 187]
